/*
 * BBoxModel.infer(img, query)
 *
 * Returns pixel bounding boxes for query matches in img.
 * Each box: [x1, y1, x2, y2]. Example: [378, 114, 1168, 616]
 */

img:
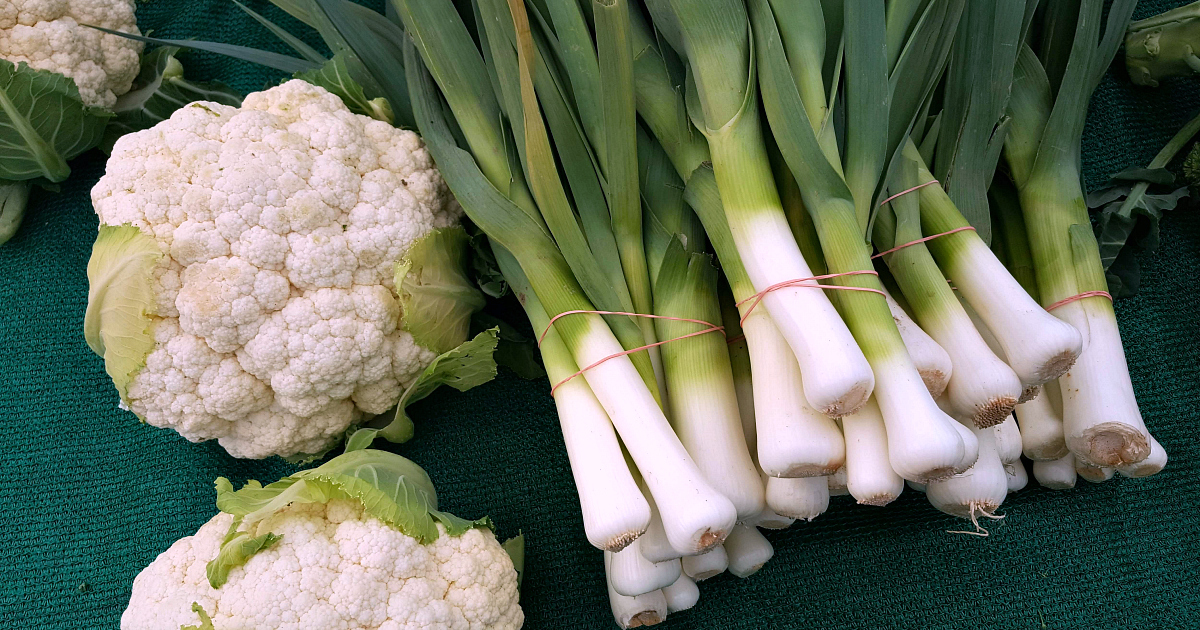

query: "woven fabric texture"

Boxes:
[1, 1, 1197, 628]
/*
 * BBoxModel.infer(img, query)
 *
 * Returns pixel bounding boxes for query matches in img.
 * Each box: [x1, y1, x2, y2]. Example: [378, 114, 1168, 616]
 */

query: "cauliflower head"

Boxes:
[87, 80, 482, 459]
[121, 450, 524, 630]
[0, 0, 143, 108]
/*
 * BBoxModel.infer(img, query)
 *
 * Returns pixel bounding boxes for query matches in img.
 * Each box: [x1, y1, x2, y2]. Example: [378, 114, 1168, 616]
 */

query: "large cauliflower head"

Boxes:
[88, 80, 473, 459]
[0, 0, 143, 108]
[121, 450, 524, 630]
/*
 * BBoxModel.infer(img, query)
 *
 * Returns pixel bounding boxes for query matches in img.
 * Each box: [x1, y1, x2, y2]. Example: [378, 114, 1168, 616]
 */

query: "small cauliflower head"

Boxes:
[87, 80, 483, 459]
[0, 0, 143, 108]
[121, 450, 524, 630]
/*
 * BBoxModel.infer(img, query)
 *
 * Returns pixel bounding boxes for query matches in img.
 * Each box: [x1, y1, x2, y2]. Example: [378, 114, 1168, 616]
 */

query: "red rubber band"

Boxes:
[734, 270, 884, 327]
[726, 334, 746, 345]
[539, 310, 724, 395]
[878, 179, 940, 207]
[871, 226, 977, 259]
[1044, 290, 1112, 312]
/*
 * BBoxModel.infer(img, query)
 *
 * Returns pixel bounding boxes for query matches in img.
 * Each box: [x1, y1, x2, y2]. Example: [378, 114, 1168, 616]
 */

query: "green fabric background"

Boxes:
[1, 1, 1198, 628]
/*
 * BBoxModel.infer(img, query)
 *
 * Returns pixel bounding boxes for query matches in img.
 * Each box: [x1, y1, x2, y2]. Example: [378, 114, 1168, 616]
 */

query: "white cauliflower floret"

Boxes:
[0, 0, 142, 108]
[121, 500, 524, 630]
[91, 80, 460, 459]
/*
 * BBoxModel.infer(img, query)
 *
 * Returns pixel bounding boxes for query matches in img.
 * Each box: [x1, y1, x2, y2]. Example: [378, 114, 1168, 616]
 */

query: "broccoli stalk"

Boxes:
[1127, 2, 1200, 86]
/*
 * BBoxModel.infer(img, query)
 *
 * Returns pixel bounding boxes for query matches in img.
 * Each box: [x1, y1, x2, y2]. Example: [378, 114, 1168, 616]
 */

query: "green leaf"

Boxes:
[395, 226, 486, 354]
[472, 311, 545, 380]
[464, 221, 508, 298]
[233, 0, 327, 64]
[1087, 173, 1188, 298]
[209, 450, 492, 582]
[86, 26, 321, 74]
[1185, 143, 1200, 188]
[0, 61, 111, 182]
[180, 602, 217, 630]
[205, 528, 282, 588]
[295, 53, 393, 123]
[84, 225, 162, 402]
[0, 179, 30, 246]
[502, 533, 525, 590]
[350, 328, 499, 449]
[101, 48, 243, 153]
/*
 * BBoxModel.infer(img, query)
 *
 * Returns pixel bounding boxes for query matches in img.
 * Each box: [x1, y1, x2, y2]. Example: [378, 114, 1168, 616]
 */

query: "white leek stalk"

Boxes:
[635, 478, 681, 563]
[1117, 436, 1168, 478]
[725, 327, 799, 529]
[914, 150, 1083, 387]
[827, 467, 849, 496]
[949, 415, 982, 474]
[1032, 454, 1077, 490]
[501, 249, 650, 550]
[1013, 382, 1068, 461]
[693, 167, 845, 478]
[662, 575, 700, 614]
[993, 416, 1024, 465]
[752, 499, 797, 530]
[723, 523, 774, 578]
[681, 545, 728, 581]
[926, 425, 1008, 521]
[765, 476, 830, 521]
[607, 539, 682, 597]
[571, 317, 736, 553]
[606, 555, 668, 630]
[655, 252, 764, 519]
[885, 288, 953, 398]
[1006, 461, 1029, 492]
[875, 148, 1023, 428]
[1076, 461, 1115, 484]
[841, 401, 904, 505]
[743, 313, 847, 476]
[907, 480, 927, 493]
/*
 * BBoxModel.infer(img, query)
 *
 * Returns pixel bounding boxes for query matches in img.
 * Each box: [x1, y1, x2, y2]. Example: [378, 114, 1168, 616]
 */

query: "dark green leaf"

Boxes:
[1109, 167, 1175, 186]
[502, 533, 525, 590]
[234, 0, 327, 63]
[85, 26, 320, 73]
[472, 310, 545, 380]
[0, 61, 110, 182]
[101, 47, 243, 153]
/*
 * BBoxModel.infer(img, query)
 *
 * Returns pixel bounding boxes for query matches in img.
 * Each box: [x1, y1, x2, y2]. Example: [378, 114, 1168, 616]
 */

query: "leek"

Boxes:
[1003, 1, 1152, 468]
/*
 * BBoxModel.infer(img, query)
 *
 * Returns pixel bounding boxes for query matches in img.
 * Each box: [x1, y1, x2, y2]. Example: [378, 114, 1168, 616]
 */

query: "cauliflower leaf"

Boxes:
[180, 603, 217, 630]
[347, 327, 499, 447]
[396, 226, 487, 354]
[295, 52, 394, 124]
[101, 47, 243, 153]
[204, 515, 282, 588]
[208, 450, 491, 588]
[0, 60, 111, 182]
[84, 225, 161, 402]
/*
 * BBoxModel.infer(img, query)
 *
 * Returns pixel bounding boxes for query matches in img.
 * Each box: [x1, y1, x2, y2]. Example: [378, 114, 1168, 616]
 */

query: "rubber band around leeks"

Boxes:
[539, 310, 724, 395]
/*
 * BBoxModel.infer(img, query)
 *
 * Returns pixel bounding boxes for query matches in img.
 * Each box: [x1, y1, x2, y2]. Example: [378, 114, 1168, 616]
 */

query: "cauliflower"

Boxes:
[0, 0, 143, 108]
[85, 80, 488, 459]
[121, 450, 524, 630]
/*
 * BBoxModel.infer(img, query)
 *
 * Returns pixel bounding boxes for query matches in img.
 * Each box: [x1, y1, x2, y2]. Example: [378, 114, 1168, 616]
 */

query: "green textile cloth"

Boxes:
[1, 1, 1198, 628]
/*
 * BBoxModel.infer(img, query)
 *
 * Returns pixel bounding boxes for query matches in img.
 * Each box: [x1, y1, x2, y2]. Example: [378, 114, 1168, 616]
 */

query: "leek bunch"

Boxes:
[162, 0, 1172, 625]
